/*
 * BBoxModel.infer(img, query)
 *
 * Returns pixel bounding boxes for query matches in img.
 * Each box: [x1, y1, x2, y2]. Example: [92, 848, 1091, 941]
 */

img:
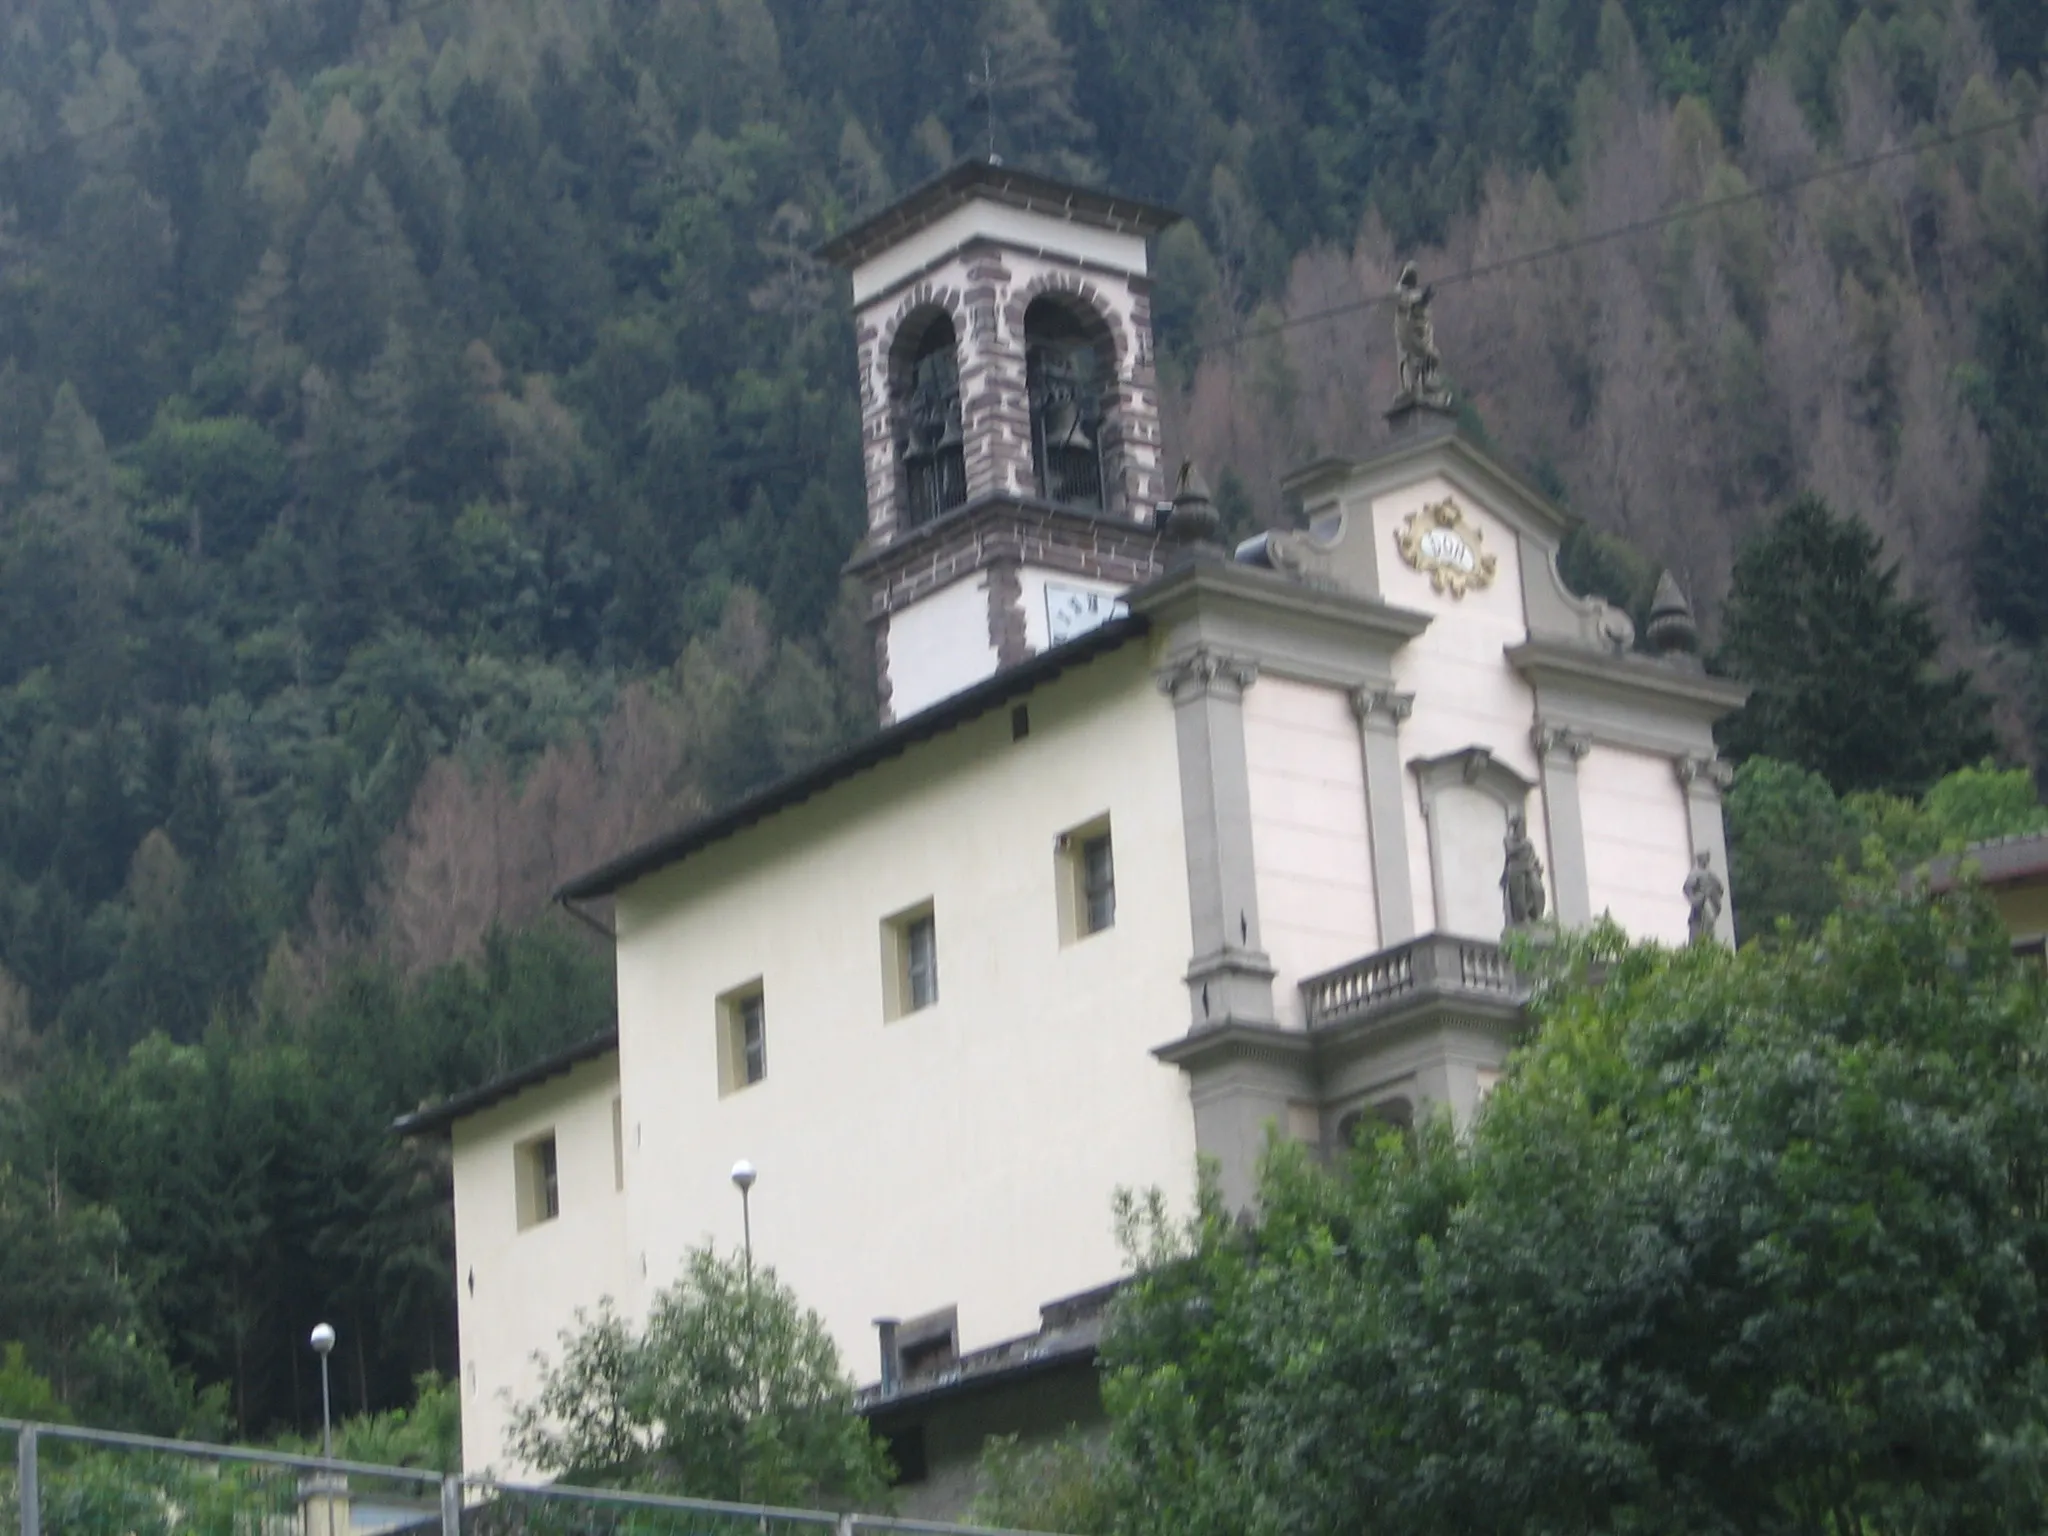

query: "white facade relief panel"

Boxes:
[1579, 745, 1693, 945]
[884, 576, 998, 719]
[1373, 478, 1554, 932]
[1243, 677, 1378, 1028]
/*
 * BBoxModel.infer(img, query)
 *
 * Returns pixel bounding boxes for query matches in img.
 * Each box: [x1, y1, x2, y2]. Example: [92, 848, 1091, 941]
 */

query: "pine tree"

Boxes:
[1971, 238, 2048, 645]
[1714, 494, 1996, 795]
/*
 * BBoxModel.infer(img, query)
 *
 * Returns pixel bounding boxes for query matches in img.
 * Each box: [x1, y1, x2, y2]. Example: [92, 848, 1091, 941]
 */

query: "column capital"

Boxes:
[1348, 686, 1415, 730]
[1532, 720, 1592, 762]
[1673, 752, 1735, 792]
[1156, 647, 1260, 703]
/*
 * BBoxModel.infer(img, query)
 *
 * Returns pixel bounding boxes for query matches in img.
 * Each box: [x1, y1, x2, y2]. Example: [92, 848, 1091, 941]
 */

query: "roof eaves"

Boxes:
[556, 614, 1150, 902]
[391, 1028, 620, 1137]
[816, 161, 1180, 267]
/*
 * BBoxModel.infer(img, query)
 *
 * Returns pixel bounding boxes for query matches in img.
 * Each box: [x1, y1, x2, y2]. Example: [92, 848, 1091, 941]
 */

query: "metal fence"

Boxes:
[1, 1420, 1060, 1536]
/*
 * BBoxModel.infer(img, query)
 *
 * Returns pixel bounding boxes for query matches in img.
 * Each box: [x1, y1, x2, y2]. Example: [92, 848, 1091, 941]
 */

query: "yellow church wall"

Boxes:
[608, 639, 1198, 1411]
[1992, 881, 2048, 936]
[451, 1055, 630, 1476]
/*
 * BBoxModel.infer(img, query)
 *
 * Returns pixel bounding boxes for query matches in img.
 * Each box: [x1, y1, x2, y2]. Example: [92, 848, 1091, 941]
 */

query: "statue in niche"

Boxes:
[1393, 262, 1451, 408]
[1501, 811, 1547, 928]
[1684, 851, 1726, 943]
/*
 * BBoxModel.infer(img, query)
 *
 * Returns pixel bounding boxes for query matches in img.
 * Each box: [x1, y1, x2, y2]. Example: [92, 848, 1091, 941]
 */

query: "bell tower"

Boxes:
[819, 163, 1180, 722]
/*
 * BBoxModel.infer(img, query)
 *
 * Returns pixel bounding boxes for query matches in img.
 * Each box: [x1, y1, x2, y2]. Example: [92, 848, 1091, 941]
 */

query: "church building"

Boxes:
[396, 161, 1747, 1505]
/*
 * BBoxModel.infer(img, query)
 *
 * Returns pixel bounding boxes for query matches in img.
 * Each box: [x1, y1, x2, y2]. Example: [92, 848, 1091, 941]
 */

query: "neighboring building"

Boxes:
[1927, 832, 2048, 957]
[396, 162, 1748, 1505]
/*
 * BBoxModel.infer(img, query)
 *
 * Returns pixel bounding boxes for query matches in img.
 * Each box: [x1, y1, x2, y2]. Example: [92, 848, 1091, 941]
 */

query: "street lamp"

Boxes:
[309, 1322, 336, 1459]
[730, 1159, 756, 1286]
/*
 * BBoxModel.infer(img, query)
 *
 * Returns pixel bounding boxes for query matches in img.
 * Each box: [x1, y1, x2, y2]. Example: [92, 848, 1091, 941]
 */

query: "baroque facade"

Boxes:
[398, 163, 1747, 1504]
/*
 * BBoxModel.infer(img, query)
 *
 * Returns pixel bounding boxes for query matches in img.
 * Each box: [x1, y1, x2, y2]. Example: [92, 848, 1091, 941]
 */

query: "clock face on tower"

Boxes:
[1045, 582, 1127, 645]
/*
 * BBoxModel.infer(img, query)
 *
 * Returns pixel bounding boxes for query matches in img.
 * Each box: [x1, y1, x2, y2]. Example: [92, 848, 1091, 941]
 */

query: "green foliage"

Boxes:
[1971, 216, 2048, 649]
[1727, 756, 2047, 936]
[969, 1431, 1120, 1535]
[0, 1342, 65, 1421]
[0, 1163, 219, 1436]
[509, 1247, 892, 1509]
[275, 1373, 461, 1472]
[1714, 494, 1996, 793]
[1104, 893, 2048, 1534]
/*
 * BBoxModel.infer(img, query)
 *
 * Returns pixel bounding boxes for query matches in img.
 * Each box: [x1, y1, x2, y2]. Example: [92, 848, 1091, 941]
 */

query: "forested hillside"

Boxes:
[0, 0, 2043, 1444]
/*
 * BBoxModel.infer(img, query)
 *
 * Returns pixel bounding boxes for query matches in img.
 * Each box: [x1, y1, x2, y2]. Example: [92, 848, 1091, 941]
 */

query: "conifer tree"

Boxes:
[1971, 238, 2048, 646]
[1713, 494, 1995, 795]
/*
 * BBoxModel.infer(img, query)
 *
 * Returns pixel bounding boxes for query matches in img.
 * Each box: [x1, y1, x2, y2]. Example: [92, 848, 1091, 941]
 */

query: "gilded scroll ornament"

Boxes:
[1395, 498, 1498, 597]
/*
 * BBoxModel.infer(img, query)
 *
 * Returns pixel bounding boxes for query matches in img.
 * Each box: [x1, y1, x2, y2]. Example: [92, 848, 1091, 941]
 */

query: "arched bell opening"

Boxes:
[1024, 296, 1112, 512]
[891, 309, 966, 529]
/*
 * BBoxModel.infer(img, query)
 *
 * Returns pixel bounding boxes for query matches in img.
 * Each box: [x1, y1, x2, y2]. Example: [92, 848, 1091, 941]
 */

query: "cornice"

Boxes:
[1507, 637, 1750, 717]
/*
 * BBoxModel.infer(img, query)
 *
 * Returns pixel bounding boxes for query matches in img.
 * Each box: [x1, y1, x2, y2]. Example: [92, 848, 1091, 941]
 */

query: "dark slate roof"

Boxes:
[391, 1029, 619, 1137]
[857, 1280, 1119, 1419]
[555, 614, 1150, 902]
[1925, 830, 2048, 893]
[815, 160, 1180, 268]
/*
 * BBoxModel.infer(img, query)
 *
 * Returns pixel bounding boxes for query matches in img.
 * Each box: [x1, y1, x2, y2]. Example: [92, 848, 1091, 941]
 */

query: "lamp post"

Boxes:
[730, 1159, 756, 1288]
[309, 1322, 336, 1459]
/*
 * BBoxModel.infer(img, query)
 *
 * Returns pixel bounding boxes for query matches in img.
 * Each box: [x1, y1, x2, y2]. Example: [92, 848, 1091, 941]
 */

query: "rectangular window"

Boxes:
[1081, 832, 1116, 934]
[906, 915, 938, 1010]
[717, 983, 768, 1095]
[516, 1133, 560, 1229]
[611, 1097, 625, 1191]
[1056, 816, 1116, 944]
[882, 902, 939, 1020]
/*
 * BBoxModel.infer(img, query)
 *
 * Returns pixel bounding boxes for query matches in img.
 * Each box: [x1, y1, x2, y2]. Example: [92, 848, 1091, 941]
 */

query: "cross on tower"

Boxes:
[967, 47, 999, 164]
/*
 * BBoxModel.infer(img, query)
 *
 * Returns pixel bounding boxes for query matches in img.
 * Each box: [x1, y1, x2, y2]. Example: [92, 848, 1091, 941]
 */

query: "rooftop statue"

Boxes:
[1393, 262, 1452, 409]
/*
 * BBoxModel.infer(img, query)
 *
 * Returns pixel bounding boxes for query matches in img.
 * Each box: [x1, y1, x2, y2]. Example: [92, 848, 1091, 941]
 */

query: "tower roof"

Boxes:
[815, 160, 1180, 269]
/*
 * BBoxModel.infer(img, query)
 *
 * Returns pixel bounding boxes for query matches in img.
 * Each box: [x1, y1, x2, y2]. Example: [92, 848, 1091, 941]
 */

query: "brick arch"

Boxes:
[1005, 273, 1130, 375]
[879, 288, 968, 391]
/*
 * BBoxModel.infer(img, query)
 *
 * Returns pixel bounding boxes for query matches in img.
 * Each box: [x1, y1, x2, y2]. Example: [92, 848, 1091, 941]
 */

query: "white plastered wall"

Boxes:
[1019, 569, 1129, 653]
[1243, 676, 1378, 1026]
[610, 643, 1198, 1403]
[1371, 477, 1548, 935]
[849, 202, 1148, 306]
[885, 576, 997, 719]
[451, 1057, 630, 1477]
[1579, 745, 1694, 945]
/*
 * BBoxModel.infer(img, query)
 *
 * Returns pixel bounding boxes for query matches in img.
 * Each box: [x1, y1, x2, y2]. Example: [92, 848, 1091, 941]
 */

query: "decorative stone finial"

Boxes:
[1392, 263, 1452, 411]
[1164, 459, 1222, 558]
[1645, 570, 1701, 660]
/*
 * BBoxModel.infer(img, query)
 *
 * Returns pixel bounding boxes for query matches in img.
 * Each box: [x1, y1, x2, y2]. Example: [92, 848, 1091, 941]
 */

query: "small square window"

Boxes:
[1056, 816, 1116, 944]
[717, 983, 768, 1095]
[516, 1133, 560, 1229]
[882, 902, 939, 1020]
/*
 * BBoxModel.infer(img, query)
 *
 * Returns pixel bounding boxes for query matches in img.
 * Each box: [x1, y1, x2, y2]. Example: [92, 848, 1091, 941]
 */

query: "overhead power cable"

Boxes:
[1212, 99, 2048, 351]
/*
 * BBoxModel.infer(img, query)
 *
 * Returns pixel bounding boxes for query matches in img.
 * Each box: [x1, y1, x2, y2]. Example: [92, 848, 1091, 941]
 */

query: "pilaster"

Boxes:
[1534, 721, 1593, 927]
[1157, 646, 1277, 1030]
[1674, 753, 1737, 944]
[1349, 687, 1417, 945]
